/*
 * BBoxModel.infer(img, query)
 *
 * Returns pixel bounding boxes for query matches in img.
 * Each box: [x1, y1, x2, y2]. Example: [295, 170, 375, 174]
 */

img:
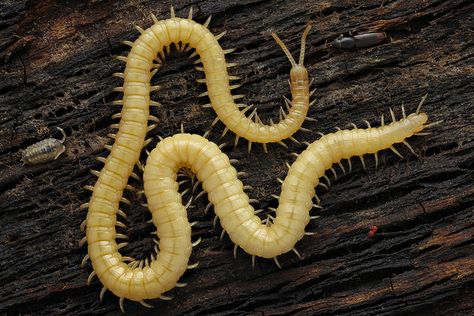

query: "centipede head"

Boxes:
[407, 112, 429, 133]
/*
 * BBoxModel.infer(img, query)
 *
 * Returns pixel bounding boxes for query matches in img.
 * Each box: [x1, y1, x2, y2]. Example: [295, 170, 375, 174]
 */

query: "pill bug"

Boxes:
[82, 91, 439, 310]
[332, 32, 388, 50]
[109, 6, 315, 153]
[21, 127, 66, 165]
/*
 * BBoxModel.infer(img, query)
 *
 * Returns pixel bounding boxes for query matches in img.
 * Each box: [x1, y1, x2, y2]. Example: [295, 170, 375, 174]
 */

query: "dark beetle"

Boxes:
[332, 32, 388, 50]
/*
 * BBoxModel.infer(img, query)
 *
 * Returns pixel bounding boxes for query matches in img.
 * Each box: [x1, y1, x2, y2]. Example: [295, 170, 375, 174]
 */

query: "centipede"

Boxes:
[80, 6, 441, 313]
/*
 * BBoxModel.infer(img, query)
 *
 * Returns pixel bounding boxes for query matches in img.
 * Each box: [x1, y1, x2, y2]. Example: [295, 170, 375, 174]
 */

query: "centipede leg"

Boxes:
[390, 146, 404, 158]
[233, 244, 239, 258]
[81, 254, 90, 268]
[292, 247, 302, 259]
[359, 155, 366, 170]
[273, 256, 282, 269]
[403, 140, 417, 156]
[99, 286, 107, 302]
[119, 297, 125, 313]
[87, 270, 96, 285]
[139, 300, 153, 308]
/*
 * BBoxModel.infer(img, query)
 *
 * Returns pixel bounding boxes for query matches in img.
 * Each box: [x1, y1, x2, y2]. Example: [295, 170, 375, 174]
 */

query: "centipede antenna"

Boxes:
[423, 120, 444, 129]
[414, 132, 431, 136]
[298, 24, 312, 66]
[271, 32, 297, 67]
[416, 94, 428, 114]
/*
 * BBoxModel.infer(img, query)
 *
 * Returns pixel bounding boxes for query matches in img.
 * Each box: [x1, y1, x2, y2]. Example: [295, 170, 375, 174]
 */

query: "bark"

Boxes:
[0, 0, 472, 315]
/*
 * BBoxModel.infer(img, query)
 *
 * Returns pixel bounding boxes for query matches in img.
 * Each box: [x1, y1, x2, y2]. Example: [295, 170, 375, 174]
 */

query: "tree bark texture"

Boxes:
[0, 0, 472, 315]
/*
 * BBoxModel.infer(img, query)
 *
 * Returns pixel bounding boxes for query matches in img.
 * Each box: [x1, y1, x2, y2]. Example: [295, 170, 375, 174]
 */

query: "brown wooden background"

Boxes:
[0, 0, 472, 315]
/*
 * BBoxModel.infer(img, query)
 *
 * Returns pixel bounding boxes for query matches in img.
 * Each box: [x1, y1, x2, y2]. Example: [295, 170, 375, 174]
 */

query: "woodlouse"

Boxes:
[21, 127, 66, 165]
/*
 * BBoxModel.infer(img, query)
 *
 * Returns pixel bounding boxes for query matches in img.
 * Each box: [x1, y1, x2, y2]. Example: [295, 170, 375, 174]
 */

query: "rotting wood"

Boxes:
[0, 0, 472, 315]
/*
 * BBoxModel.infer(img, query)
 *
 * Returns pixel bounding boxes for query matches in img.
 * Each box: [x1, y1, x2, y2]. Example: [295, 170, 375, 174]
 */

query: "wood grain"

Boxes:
[0, 0, 472, 315]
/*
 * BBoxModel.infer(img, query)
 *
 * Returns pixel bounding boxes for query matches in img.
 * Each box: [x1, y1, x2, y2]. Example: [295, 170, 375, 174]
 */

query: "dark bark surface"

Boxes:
[0, 0, 472, 315]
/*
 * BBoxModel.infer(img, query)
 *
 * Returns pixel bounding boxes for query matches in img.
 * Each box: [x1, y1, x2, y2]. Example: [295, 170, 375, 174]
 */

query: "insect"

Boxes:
[332, 32, 388, 50]
[21, 127, 66, 165]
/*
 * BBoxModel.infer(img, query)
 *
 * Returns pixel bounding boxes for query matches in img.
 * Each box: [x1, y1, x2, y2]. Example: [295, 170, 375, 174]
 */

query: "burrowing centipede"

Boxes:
[80, 6, 440, 312]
